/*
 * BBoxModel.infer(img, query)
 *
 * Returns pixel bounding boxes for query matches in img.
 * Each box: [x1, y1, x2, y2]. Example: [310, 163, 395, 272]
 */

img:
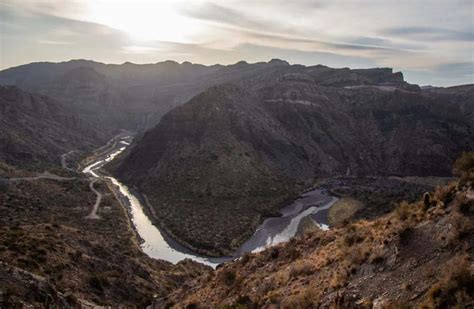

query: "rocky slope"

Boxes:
[0, 84, 213, 307]
[0, 85, 110, 171]
[0, 172, 211, 307]
[114, 65, 473, 255]
[157, 167, 474, 308]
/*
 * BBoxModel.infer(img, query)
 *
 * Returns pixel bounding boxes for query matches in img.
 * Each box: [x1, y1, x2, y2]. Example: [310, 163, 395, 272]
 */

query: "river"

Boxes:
[82, 133, 337, 267]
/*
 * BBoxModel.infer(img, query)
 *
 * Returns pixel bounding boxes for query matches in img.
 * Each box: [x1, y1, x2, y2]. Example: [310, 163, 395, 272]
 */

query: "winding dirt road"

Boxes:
[85, 179, 102, 219]
[8, 171, 76, 182]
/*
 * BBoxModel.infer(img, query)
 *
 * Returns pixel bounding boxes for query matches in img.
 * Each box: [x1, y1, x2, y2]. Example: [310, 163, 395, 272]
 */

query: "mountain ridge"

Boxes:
[113, 66, 473, 255]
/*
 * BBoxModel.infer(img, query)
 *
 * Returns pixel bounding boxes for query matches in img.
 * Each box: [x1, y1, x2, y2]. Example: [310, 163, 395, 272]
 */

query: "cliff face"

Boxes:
[114, 64, 473, 255]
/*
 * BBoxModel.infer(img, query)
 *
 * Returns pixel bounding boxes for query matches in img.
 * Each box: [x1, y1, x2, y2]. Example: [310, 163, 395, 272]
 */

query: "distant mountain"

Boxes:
[113, 64, 473, 255]
[0, 60, 224, 130]
[0, 59, 420, 132]
[0, 85, 109, 170]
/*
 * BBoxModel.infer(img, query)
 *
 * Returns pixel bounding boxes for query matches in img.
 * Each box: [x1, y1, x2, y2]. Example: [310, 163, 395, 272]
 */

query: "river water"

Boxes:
[82, 134, 337, 267]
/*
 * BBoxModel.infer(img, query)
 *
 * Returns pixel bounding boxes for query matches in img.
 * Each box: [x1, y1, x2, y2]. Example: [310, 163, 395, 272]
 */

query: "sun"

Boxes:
[84, 0, 201, 43]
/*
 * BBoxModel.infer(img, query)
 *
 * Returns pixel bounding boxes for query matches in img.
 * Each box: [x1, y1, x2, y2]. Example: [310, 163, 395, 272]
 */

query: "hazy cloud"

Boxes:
[0, 0, 473, 86]
[383, 26, 474, 42]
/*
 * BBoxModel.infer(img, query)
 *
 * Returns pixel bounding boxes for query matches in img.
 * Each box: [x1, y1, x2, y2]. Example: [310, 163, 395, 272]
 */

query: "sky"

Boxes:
[0, 0, 472, 86]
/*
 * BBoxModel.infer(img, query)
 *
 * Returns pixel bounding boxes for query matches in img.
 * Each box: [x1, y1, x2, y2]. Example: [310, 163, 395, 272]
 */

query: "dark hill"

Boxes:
[0, 86, 109, 170]
[114, 69, 473, 255]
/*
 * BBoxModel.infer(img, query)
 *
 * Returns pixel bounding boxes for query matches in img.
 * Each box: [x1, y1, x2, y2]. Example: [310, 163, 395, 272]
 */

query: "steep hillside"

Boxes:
[0, 173, 211, 307]
[0, 86, 110, 171]
[159, 169, 474, 308]
[114, 72, 473, 255]
[115, 84, 302, 256]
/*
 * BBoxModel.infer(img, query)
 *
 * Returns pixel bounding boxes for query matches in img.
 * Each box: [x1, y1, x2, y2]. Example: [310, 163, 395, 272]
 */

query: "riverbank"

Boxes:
[81, 133, 339, 266]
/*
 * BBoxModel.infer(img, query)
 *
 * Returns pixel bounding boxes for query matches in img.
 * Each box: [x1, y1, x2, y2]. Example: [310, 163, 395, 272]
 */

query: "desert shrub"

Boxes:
[65, 293, 79, 306]
[454, 193, 473, 215]
[218, 269, 236, 286]
[397, 227, 413, 245]
[265, 247, 279, 261]
[281, 287, 318, 308]
[442, 213, 474, 247]
[433, 183, 456, 205]
[256, 278, 275, 295]
[423, 255, 474, 307]
[283, 245, 301, 260]
[88, 274, 109, 292]
[452, 151, 474, 176]
[228, 295, 255, 308]
[240, 252, 251, 265]
[343, 225, 364, 247]
[289, 261, 315, 278]
[346, 245, 369, 265]
[395, 201, 419, 221]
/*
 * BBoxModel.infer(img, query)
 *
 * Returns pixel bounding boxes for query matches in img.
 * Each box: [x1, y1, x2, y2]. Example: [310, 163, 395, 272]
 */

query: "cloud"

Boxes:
[435, 62, 474, 78]
[382, 26, 474, 42]
[122, 45, 162, 54]
[1, 0, 473, 86]
[37, 40, 73, 45]
[183, 3, 275, 32]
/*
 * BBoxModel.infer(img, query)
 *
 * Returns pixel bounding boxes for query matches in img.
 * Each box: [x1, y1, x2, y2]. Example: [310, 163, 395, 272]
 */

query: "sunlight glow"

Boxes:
[84, 0, 202, 43]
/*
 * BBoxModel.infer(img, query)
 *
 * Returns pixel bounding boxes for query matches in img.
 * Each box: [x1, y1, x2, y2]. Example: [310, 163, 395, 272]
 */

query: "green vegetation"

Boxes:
[452, 151, 474, 176]
[328, 198, 363, 225]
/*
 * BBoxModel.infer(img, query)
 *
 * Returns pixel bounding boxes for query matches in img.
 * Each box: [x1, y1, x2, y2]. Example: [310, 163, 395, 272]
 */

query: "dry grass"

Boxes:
[328, 198, 363, 226]
[423, 255, 474, 308]
[289, 260, 316, 278]
[281, 286, 319, 308]
[452, 151, 474, 177]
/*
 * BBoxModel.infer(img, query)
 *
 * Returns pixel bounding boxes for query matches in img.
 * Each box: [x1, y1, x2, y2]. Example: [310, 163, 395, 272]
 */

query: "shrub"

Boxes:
[452, 152, 474, 176]
[289, 261, 315, 278]
[398, 227, 413, 245]
[395, 201, 409, 220]
[265, 247, 279, 261]
[433, 183, 456, 205]
[281, 287, 319, 308]
[218, 269, 236, 286]
[240, 252, 251, 265]
[424, 255, 474, 307]
[88, 274, 109, 292]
